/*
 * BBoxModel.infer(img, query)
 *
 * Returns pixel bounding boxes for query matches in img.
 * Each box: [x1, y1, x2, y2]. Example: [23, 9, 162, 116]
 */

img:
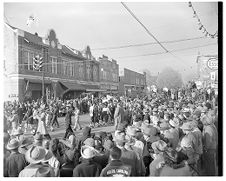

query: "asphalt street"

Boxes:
[25, 114, 115, 139]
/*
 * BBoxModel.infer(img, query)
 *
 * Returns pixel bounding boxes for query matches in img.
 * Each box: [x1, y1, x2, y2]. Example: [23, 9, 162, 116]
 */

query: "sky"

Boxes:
[4, 2, 218, 81]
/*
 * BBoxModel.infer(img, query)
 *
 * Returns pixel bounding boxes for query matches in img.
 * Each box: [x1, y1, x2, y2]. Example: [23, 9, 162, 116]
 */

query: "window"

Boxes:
[22, 50, 39, 71]
[50, 57, 57, 74]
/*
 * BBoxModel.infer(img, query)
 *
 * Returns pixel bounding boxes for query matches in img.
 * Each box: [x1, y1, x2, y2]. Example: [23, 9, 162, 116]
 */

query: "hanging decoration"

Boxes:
[188, 2, 218, 39]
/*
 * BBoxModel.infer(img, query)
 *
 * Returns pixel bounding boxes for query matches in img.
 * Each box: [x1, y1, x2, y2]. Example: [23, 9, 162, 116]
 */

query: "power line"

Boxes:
[115, 42, 217, 59]
[120, 2, 193, 68]
[121, 2, 169, 53]
[92, 36, 206, 51]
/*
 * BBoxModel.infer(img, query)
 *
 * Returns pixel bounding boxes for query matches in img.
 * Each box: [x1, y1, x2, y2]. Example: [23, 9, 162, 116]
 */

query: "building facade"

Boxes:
[196, 55, 218, 89]
[98, 55, 119, 94]
[4, 23, 101, 101]
[119, 68, 146, 97]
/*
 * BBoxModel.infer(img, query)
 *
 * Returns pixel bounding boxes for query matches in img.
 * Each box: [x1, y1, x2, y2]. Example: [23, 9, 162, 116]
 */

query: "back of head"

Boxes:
[110, 146, 122, 160]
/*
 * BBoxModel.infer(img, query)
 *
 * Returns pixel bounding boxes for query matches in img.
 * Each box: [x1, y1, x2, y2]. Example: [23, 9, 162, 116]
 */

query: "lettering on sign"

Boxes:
[207, 58, 218, 70]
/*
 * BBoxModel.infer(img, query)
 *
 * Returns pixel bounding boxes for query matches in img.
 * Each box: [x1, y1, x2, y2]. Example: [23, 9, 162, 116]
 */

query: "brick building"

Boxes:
[119, 68, 146, 98]
[4, 23, 102, 101]
[98, 55, 119, 94]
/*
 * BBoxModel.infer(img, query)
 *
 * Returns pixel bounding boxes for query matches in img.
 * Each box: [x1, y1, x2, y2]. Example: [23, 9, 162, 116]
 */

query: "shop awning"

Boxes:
[83, 84, 103, 92]
[60, 81, 86, 91]
[24, 78, 52, 84]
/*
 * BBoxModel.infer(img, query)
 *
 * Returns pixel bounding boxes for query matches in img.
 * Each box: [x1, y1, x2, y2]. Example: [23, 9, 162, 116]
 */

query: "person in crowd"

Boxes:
[114, 101, 125, 130]
[100, 146, 132, 177]
[5, 138, 28, 177]
[73, 145, 102, 177]
[51, 104, 60, 129]
[19, 145, 55, 177]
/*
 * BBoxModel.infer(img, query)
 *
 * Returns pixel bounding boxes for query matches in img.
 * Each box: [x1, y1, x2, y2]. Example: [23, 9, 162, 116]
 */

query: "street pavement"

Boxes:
[25, 114, 115, 139]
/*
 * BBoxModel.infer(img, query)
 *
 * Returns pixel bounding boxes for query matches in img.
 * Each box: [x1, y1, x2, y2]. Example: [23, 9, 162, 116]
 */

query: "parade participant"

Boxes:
[63, 104, 75, 139]
[202, 115, 218, 176]
[32, 104, 39, 135]
[19, 145, 55, 177]
[51, 104, 60, 129]
[73, 145, 102, 177]
[100, 146, 132, 177]
[5, 138, 28, 177]
[23, 104, 33, 132]
[7, 110, 19, 135]
[73, 105, 82, 131]
[101, 102, 111, 126]
[36, 106, 51, 140]
[114, 100, 125, 130]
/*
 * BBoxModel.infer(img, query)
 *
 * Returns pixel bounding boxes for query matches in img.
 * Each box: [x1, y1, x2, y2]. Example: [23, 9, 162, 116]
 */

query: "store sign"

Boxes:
[207, 58, 218, 70]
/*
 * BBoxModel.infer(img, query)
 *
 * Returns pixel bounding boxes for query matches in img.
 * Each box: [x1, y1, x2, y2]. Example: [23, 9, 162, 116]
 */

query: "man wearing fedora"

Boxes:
[19, 145, 55, 177]
[63, 104, 75, 139]
[73, 145, 102, 177]
[5, 138, 28, 177]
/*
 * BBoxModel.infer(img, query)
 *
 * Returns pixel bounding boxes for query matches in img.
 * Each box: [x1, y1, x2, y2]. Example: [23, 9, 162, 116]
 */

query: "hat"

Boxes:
[65, 149, 75, 161]
[159, 122, 170, 131]
[126, 126, 137, 137]
[180, 122, 193, 131]
[201, 107, 208, 113]
[193, 110, 201, 118]
[143, 125, 157, 136]
[151, 140, 167, 154]
[182, 108, 190, 113]
[169, 118, 180, 128]
[133, 121, 142, 129]
[20, 138, 32, 148]
[180, 136, 193, 148]
[84, 138, 95, 147]
[25, 146, 52, 164]
[103, 140, 114, 150]
[12, 128, 23, 136]
[152, 107, 158, 112]
[35, 166, 52, 177]
[7, 138, 20, 150]
[34, 133, 43, 141]
[80, 145, 97, 159]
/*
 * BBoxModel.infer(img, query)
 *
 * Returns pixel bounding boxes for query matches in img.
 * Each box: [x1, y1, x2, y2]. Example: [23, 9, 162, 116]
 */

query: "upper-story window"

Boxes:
[50, 56, 57, 74]
[22, 49, 42, 71]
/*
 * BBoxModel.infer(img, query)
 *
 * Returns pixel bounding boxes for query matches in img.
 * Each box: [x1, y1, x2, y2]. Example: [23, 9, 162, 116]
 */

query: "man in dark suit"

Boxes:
[51, 104, 60, 128]
[63, 104, 74, 139]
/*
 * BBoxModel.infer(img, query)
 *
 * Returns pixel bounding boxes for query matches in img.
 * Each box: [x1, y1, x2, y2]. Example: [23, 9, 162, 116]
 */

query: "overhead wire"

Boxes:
[92, 36, 207, 51]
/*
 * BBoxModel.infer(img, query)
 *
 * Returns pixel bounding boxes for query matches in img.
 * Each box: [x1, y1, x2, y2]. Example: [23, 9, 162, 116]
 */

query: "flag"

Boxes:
[26, 15, 35, 27]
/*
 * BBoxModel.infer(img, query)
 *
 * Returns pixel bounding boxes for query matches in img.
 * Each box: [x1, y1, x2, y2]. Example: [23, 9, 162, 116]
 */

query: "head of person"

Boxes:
[109, 146, 122, 161]
[34, 132, 43, 146]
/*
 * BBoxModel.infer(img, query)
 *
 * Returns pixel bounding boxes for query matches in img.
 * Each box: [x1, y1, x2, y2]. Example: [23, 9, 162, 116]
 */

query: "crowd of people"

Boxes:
[3, 83, 219, 177]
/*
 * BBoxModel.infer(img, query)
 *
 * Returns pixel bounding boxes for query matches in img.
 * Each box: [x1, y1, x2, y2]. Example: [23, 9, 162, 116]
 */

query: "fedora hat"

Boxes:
[169, 118, 180, 128]
[159, 122, 170, 131]
[143, 125, 157, 136]
[7, 138, 20, 150]
[80, 145, 97, 159]
[12, 128, 23, 136]
[25, 146, 52, 164]
[20, 138, 32, 148]
[126, 126, 137, 137]
[180, 122, 193, 131]
[84, 138, 95, 147]
[35, 166, 52, 177]
[151, 140, 167, 154]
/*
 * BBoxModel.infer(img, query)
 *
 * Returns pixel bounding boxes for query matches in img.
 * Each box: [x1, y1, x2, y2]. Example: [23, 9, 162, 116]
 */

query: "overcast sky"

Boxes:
[4, 2, 218, 81]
